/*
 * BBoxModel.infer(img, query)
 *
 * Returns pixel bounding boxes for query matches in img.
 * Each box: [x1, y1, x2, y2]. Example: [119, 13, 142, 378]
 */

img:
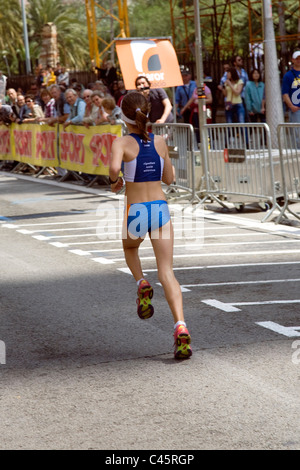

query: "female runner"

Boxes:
[109, 91, 192, 359]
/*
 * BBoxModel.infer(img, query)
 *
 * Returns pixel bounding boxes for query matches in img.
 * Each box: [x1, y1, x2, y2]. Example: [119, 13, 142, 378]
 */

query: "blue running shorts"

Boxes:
[126, 200, 170, 238]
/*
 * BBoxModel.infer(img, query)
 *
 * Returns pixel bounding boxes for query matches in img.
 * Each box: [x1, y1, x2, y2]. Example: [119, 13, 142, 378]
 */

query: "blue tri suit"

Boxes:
[124, 133, 171, 238]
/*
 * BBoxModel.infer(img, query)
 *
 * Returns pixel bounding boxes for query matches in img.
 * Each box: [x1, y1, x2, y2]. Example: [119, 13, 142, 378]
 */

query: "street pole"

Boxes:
[21, 0, 31, 74]
[193, 0, 207, 158]
[263, 0, 284, 148]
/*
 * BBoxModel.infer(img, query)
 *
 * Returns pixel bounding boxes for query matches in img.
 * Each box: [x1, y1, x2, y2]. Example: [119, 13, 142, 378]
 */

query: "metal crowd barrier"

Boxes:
[198, 123, 283, 222]
[275, 123, 300, 223]
[151, 122, 200, 202]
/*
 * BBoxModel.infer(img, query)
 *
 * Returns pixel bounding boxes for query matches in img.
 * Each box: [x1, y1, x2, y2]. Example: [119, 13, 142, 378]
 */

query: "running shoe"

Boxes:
[136, 280, 154, 319]
[174, 324, 192, 359]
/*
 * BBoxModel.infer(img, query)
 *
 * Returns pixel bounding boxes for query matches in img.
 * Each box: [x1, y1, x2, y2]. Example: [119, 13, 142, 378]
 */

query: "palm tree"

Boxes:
[26, 0, 90, 69]
[0, 0, 24, 74]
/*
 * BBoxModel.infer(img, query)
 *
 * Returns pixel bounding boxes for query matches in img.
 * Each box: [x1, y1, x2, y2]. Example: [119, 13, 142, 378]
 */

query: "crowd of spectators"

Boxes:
[0, 54, 274, 170]
[0, 55, 269, 135]
[0, 61, 128, 176]
[0, 61, 125, 129]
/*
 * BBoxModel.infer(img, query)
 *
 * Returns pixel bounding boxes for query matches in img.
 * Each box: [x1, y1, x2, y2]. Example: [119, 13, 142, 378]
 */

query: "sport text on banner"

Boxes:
[59, 124, 122, 175]
[0, 123, 59, 167]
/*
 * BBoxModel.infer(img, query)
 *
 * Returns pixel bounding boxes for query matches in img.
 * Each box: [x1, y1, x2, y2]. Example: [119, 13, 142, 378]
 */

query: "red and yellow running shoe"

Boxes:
[136, 280, 154, 320]
[174, 324, 192, 359]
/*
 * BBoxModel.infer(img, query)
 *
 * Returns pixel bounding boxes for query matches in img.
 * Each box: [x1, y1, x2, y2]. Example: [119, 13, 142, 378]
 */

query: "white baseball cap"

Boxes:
[292, 51, 300, 59]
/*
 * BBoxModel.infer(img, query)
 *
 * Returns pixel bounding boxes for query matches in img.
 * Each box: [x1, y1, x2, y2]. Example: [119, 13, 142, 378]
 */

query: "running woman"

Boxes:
[109, 91, 192, 359]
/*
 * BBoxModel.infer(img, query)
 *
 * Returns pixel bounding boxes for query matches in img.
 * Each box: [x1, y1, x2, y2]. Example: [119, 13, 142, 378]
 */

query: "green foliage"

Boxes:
[128, 0, 173, 38]
[0, 0, 23, 74]
[1, 0, 300, 76]
[27, 0, 90, 69]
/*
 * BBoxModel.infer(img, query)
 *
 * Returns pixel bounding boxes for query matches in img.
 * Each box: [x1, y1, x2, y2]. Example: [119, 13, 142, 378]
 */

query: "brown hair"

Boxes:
[135, 75, 151, 88]
[40, 89, 51, 98]
[227, 67, 240, 83]
[102, 96, 116, 111]
[121, 91, 150, 141]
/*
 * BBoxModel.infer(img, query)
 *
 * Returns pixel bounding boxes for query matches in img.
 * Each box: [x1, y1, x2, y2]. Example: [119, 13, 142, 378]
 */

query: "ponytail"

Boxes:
[121, 92, 150, 141]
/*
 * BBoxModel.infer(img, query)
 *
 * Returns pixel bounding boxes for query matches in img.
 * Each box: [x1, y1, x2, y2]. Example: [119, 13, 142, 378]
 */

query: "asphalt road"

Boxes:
[1, 172, 300, 451]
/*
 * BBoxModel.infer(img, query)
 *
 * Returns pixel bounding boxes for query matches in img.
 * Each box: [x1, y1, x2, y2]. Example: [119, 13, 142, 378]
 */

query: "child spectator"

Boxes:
[101, 96, 122, 124]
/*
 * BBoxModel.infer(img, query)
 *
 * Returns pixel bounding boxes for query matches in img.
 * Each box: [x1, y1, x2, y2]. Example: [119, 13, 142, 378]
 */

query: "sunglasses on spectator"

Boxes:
[25, 99, 32, 103]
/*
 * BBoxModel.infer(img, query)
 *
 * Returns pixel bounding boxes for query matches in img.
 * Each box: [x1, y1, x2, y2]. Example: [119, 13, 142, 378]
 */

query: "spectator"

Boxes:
[73, 82, 84, 98]
[135, 75, 174, 124]
[7, 88, 20, 119]
[82, 88, 99, 127]
[101, 96, 123, 124]
[27, 81, 43, 108]
[42, 65, 56, 88]
[233, 55, 248, 98]
[93, 80, 109, 96]
[90, 90, 108, 125]
[0, 70, 7, 104]
[115, 79, 127, 107]
[96, 59, 117, 88]
[39, 88, 57, 123]
[35, 64, 44, 89]
[175, 66, 197, 123]
[22, 95, 45, 123]
[15, 94, 31, 124]
[218, 63, 230, 107]
[244, 69, 266, 123]
[204, 69, 218, 123]
[46, 84, 70, 125]
[0, 102, 15, 125]
[57, 66, 69, 88]
[282, 50, 300, 125]
[54, 62, 62, 77]
[180, 84, 212, 142]
[233, 55, 249, 120]
[110, 80, 119, 99]
[222, 67, 245, 124]
[63, 88, 86, 129]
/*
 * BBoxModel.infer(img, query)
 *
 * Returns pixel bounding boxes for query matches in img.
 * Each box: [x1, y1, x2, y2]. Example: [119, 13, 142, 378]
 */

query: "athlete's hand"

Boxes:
[290, 104, 300, 113]
[110, 177, 124, 193]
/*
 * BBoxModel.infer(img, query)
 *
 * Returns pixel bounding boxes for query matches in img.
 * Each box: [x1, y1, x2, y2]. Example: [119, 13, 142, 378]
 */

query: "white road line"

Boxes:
[4, 219, 108, 228]
[256, 321, 300, 338]
[92, 257, 115, 265]
[139, 260, 300, 273]
[202, 298, 300, 312]
[118, 239, 299, 250]
[109, 249, 300, 263]
[30, 223, 202, 239]
[203, 210, 300, 236]
[14, 218, 197, 233]
[63, 232, 266, 247]
[202, 299, 241, 312]
[34, 235, 300, 250]
[67, 239, 300, 255]
[180, 278, 300, 291]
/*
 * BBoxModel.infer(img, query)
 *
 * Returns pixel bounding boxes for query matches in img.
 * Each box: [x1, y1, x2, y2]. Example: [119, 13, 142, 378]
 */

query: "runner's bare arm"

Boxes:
[110, 137, 124, 181]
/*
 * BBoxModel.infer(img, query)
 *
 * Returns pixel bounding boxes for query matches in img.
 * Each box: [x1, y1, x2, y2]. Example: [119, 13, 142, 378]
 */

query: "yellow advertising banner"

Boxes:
[13, 124, 59, 166]
[0, 123, 122, 176]
[115, 38, 183, 91]
[0, 125, 12, 160]
[0, 123, 59, 166]
[58, 124, 122, 175]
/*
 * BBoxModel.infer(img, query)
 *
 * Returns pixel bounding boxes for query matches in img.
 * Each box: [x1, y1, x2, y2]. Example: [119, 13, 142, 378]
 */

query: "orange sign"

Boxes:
[115, 38, 183, 90]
